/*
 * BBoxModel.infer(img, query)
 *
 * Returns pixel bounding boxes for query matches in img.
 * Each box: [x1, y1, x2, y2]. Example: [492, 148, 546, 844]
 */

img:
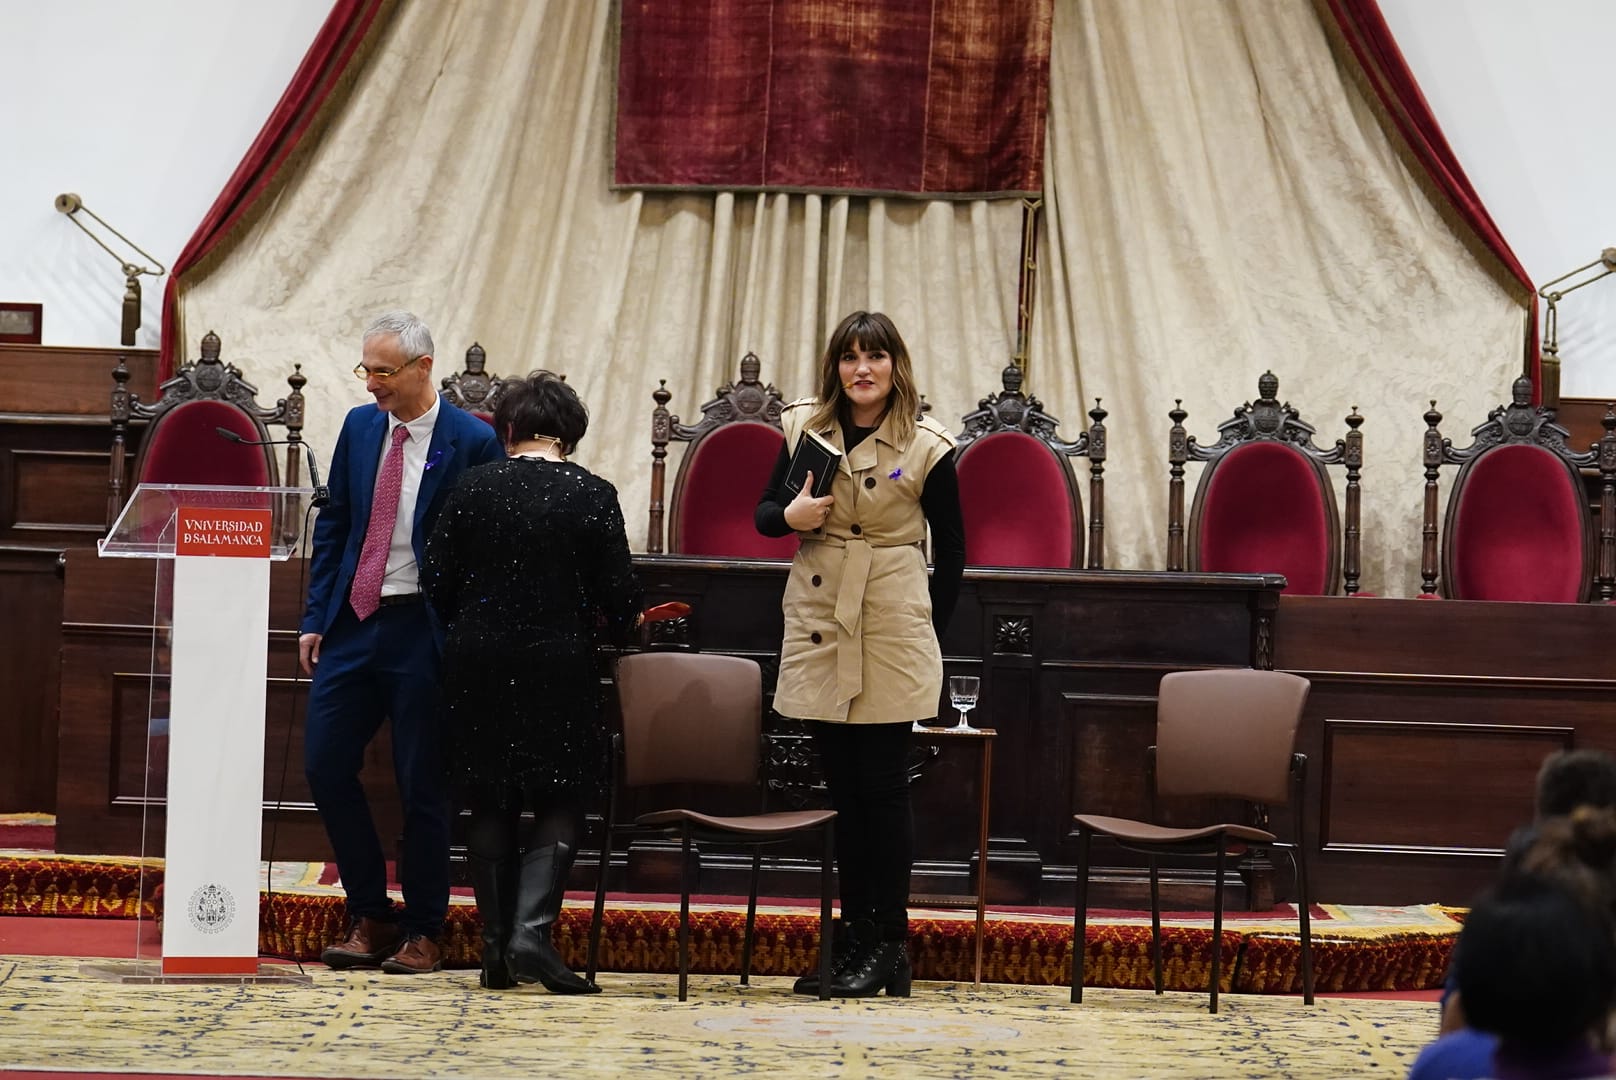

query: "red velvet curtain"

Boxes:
[159, 0, 391, 377]
[1323, 0, 1540, 398]
[615, 0, 1052, 198]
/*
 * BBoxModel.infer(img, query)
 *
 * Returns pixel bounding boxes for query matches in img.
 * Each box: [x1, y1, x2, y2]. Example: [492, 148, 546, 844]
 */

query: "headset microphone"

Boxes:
[215, 427, 330, 507]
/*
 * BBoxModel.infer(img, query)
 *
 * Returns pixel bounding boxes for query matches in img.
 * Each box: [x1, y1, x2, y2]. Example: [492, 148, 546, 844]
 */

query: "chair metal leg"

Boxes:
[818, 823, 834, 1001]
[740, 850, 761, 986]
[1294, 843, 1315, 1005]
[1209, 839, 1226, 1014]
[1149, 856, 1163, 995]
[1071, 827, 1092, 1003]
[587, 821, 614, 983]
[678, 827, 693, 1002]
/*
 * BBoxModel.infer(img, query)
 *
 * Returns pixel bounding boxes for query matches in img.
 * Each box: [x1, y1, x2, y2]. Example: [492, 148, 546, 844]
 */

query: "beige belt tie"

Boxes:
[832, 538, 873, 704]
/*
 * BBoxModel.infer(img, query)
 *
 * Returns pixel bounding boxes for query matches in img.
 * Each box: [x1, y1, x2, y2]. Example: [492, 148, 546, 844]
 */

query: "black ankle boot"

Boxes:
[793, 917, 872, 995]
[508, 842, 600, 994]
[830, 939, 912, 998]
[469, 855, 517, 990]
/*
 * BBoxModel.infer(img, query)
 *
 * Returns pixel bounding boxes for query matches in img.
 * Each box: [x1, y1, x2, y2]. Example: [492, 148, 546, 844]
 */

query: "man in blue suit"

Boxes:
[298, 311, 503, 974]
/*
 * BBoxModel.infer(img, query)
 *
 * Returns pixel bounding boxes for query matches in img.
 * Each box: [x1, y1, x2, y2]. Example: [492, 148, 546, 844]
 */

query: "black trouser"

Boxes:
[812, 721, 913, 942]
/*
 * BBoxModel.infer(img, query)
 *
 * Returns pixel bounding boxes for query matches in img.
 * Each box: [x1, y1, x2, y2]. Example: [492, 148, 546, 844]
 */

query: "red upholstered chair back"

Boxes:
[671, 422, 797, 559]
[957, 430, 1081, 568]
[1422, 381, 1616, 603]
[649, 351, 795, 557]
[953, 363, 1108, 569]
[135, 400, 276, 488]
[1446, 444, 1591, 603]
[1168, 372, 1362, 595]
[1190, 442, 1336, 595]
[110, 332, 306, 528]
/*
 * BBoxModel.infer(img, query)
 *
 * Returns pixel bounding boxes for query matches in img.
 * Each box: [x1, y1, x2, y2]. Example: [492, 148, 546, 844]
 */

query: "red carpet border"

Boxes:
[3, 856, 1454, 992]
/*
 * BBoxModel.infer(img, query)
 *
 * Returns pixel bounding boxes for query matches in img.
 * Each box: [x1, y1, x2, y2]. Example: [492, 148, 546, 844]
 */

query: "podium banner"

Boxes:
[162, 506, 273, 974]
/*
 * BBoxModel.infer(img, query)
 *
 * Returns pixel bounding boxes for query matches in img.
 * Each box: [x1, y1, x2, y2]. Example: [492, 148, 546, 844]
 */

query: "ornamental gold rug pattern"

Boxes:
[0, 955, 1429, 1079]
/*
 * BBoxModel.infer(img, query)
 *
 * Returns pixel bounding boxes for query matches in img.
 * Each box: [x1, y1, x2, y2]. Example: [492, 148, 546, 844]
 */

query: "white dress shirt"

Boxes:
[376, 395, 441, 597]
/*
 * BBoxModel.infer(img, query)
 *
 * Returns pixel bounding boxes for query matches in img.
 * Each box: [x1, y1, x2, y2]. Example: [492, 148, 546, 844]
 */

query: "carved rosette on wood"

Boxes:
[994, 615, 1033, 655]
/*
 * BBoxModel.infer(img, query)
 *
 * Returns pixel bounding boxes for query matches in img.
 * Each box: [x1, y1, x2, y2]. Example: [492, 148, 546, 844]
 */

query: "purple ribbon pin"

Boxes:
[888, 467, 903, 480]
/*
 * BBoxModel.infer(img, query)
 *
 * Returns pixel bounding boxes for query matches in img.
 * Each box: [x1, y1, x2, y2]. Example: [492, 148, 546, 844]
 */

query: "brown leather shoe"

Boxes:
[380, 934, 443, 975]
[320, 916, 402, 970]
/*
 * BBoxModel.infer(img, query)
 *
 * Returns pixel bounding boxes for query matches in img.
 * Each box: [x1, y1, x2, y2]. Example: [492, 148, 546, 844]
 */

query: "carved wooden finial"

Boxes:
[1345, 406, 1363, 431]
[1424, 401, 1443, 429]
[464, 343, 486, 374]
[652, 379, 671, 409]
[287, 362, 307, 394]
[1089, 398, 1107, 425]
[200, 331, 222, 363]
[1257, 370, 1279, 402]
[1169, 399, 1187, 427]
[1001, 362, 1024, 395]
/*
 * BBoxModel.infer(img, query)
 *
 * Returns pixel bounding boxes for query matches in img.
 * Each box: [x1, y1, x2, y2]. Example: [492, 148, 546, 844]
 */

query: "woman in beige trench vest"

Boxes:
[754, 311, 966, 998]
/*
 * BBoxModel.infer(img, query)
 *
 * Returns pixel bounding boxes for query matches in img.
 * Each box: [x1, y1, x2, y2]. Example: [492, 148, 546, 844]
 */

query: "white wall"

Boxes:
[1378, 0, 1616, 396]
[0, 1, 332, 350]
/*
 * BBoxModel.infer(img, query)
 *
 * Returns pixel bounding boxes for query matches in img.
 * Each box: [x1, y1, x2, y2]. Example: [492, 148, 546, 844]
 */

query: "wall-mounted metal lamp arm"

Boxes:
[54, 193, 168, 346]
[1537, 248, 1616, 408]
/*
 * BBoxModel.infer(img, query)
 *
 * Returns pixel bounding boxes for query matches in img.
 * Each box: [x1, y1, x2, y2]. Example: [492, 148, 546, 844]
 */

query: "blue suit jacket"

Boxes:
[301, 396, 503, 643]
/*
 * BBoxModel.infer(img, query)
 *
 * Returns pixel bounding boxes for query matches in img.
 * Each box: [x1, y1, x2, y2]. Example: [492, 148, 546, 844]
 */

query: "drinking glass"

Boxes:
[947, 675, 980, 731]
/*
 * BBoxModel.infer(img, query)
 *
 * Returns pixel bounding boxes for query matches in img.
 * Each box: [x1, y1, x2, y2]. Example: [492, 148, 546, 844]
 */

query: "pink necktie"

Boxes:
[349, 424, 411, 621]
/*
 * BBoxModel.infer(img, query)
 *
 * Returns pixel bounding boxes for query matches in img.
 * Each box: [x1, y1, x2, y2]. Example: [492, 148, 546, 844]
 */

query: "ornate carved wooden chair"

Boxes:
[439, 342, 510, 426]
[108, 330, 307, 528]
[954, 363, 1108, 568]
[1167, 372, 1363, 595]
[648, 351, 797, 559]
[1421, 377, 1616, 602]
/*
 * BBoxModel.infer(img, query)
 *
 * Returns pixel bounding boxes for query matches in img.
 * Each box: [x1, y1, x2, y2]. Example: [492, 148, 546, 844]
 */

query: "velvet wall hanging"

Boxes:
[614, 0, 1052, 198]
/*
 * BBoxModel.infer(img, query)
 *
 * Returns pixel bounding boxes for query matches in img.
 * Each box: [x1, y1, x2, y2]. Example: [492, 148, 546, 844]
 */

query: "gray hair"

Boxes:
[363, 311, 434, 360]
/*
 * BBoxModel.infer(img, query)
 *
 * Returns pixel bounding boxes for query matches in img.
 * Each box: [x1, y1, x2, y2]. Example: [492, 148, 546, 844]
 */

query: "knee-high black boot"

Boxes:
[508, 842, 600, 994]
[469, 855, 516, 990]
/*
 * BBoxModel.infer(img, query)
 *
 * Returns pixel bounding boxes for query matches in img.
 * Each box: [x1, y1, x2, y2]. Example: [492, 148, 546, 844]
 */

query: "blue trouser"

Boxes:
[304, 601, 449, 938]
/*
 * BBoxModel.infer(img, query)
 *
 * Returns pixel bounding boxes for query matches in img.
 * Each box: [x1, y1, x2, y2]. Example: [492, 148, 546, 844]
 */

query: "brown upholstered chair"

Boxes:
[1070, 668, 1314, 1014]
[1421, 378, 1616, 602]
[587, 651, 836, 1001]
[439, 342, 510, 426]
[954, 363, 1108, 568]
[108, 330, 307, 529]
[1168, 371, 1363, 595]
[647, 352, 797, 559]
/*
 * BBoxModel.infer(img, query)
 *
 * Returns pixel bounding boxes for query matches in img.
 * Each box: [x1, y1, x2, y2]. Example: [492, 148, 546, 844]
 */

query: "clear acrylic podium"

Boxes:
[83, 483, 315, 984]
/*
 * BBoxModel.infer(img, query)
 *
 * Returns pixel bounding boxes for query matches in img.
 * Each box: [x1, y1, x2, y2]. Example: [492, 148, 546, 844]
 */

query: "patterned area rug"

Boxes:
[0, 852, 1461, 992]
[0, 954, 1430, 1079]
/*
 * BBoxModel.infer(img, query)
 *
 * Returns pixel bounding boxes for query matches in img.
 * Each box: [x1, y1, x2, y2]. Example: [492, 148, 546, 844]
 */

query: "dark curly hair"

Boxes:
[492, 370, 588, 455]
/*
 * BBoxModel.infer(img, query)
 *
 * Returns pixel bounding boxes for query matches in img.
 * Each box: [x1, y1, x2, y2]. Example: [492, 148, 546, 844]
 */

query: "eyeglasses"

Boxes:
[353, 355, 422, 382]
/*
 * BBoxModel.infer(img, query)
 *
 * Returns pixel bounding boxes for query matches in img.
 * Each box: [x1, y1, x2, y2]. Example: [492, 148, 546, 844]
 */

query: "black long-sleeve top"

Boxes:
[754, 423, 965, 636]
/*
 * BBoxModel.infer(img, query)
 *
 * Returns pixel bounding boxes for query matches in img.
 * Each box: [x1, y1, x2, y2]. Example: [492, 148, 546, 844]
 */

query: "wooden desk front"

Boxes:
[55, 553, 1283, 909]
[1275, 594, 1616, 904]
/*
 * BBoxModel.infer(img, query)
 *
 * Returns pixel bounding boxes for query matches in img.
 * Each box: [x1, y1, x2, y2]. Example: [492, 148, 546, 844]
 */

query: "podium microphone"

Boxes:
[215, 427, 330, 507]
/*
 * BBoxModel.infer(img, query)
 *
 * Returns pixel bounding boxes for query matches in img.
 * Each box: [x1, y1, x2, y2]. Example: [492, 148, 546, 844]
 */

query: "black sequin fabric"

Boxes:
[422, 458, 642, 798]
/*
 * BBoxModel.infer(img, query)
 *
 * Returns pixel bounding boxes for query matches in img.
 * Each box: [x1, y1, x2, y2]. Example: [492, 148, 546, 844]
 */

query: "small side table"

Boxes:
[909, 725, 996, 986]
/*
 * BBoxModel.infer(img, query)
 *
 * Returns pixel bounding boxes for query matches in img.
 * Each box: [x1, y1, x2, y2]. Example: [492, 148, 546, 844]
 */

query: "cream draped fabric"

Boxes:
[1031, 0, 1524, 596]
[180, 0, 1525, 595]
[177, 0, 1023, 554]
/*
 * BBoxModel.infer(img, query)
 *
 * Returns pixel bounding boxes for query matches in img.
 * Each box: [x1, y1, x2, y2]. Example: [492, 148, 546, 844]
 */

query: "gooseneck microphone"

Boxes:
[215, 427, 330, 507]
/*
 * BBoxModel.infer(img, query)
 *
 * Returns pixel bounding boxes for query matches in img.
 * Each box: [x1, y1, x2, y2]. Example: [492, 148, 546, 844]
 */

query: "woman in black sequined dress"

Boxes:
[423, 371, 640, 994]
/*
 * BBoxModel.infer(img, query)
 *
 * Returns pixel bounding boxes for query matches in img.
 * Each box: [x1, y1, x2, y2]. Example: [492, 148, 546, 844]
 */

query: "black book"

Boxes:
[783, 429, 841, 499]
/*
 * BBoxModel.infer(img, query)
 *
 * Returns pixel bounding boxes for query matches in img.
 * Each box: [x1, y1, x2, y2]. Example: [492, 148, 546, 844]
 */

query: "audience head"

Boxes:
[360, 311, 437, 420]
[494, 370, 588, 455]
[1456, 874, 1616, 1050]
[1512, 806, 1616, 920]
[813, 310, 919, 434]
[1537, 750, 1616, 819]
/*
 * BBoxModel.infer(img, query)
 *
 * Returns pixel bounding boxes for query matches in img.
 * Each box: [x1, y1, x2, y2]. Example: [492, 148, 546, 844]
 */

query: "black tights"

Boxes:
[463, 789, 586, 864]
[812, 721, 913, 942]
